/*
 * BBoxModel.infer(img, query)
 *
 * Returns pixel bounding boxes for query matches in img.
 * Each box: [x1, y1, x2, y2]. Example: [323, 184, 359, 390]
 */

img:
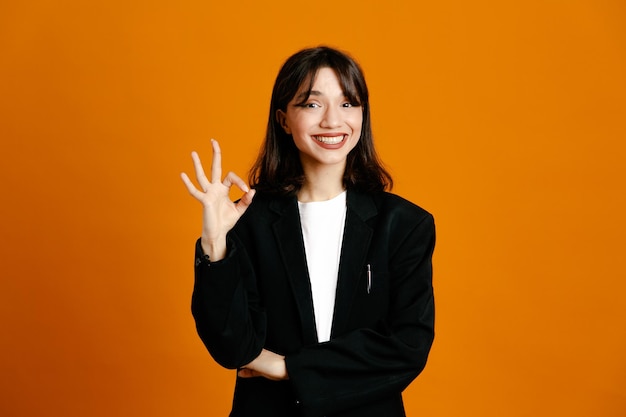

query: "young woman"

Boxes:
[181, 46, 435, 417]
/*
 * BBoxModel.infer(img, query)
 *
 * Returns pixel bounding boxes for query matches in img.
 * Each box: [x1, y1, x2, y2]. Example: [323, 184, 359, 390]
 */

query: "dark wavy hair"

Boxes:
[249, 46, 392, 196]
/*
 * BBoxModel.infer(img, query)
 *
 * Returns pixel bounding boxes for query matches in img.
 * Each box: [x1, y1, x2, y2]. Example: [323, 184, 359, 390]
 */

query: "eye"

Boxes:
[297, 102, 320, 109]
[342, 103, 353, 108]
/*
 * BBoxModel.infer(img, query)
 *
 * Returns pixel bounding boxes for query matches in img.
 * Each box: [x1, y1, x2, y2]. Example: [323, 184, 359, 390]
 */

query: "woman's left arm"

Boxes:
[285, 213, 436, 416]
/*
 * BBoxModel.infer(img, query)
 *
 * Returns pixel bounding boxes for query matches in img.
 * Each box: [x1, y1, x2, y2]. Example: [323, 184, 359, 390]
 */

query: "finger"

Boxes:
[222, 171, 250, 193]
[191, 151, 210, 191]
[210, 139, 222, 184]
[180, 172, 203, 199]
[235, 189, 256, 215]
[237, 368, 260, 378]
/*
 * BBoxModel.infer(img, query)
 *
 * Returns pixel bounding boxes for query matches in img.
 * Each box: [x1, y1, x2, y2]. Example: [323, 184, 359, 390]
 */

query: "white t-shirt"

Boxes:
[298, 191, 347, 343]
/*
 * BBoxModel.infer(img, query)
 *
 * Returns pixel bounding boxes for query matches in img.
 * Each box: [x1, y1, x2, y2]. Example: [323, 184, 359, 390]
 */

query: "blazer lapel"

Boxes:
[270, 197, 319, 345]
[331, 191, 377, 338]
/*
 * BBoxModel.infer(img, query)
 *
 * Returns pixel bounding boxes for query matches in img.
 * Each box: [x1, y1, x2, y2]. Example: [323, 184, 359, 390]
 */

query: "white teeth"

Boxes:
[313, 135, 344, 144]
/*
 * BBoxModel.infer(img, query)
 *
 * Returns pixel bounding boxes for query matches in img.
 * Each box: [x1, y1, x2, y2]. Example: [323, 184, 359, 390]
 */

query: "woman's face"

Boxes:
[277, 67, 363, 173]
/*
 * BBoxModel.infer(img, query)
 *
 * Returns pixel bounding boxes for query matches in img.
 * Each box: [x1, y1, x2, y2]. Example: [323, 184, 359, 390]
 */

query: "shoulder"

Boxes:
[350, 190, 433, 226]
[377, 193, 435, 242]
[377, 192, 431, 219]
[347, 190, 435, 249]
[348, 191, 435, 259]
[233, 191, 295, 229]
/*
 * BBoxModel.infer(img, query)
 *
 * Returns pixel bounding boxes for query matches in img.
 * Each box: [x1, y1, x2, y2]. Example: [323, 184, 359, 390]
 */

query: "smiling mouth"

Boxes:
[313, 135, 345, 145]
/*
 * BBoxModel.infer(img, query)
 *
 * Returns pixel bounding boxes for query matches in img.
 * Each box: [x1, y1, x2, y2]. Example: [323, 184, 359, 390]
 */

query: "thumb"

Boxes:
[235, 189, 256, 214]
[237, 368, 259, 378]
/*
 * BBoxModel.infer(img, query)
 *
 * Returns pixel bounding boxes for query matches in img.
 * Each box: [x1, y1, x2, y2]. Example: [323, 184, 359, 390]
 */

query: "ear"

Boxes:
[276, 109, 291, 134]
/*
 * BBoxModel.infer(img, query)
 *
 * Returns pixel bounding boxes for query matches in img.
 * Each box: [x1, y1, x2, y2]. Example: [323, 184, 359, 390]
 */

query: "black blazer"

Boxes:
[192, 190, 435, 417]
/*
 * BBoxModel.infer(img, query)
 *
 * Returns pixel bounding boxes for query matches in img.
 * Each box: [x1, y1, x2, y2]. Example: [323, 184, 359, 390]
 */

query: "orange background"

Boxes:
[1, 1, 625, 416]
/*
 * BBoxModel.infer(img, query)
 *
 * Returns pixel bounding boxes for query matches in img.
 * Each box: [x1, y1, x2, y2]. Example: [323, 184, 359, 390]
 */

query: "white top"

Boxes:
[298, 191, 347, 343]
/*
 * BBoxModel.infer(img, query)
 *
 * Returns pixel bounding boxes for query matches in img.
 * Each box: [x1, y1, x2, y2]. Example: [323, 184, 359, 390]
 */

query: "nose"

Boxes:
[320, 105, 341, 128]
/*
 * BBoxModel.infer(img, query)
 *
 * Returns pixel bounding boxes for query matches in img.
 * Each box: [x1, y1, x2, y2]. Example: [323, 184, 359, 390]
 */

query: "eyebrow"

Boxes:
[296, 90, 322, 100]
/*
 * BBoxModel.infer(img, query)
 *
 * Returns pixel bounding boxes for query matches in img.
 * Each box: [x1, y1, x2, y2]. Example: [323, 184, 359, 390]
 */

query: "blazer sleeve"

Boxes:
[191, 235, 266, 369]
[285, 213, 436, 417]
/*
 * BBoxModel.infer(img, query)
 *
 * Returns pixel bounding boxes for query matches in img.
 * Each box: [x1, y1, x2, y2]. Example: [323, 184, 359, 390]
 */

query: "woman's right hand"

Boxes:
[180, 139, 256, 261]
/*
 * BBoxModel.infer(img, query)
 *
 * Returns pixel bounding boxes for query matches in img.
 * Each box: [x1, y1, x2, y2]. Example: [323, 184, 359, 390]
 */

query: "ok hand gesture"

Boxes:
[180, 139, 256, 261]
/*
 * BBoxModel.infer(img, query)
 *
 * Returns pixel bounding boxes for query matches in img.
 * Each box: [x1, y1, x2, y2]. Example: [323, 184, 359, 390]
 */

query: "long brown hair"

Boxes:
[249, 46, 392, 196]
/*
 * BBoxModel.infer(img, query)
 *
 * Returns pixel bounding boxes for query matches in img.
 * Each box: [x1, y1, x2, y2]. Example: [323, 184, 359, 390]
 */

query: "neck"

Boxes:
[298, 163, 346, 203]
